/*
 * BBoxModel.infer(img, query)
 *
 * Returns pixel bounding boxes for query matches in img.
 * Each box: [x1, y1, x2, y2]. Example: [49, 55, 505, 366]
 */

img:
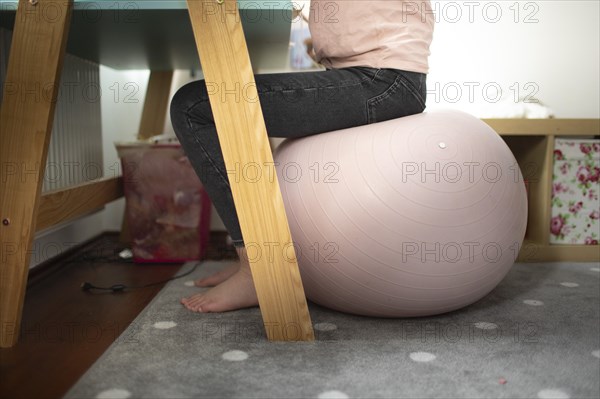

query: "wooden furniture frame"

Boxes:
[1, 0, 313, 348]
[1, 1, 598, 348]
[484, 119, 600, 262]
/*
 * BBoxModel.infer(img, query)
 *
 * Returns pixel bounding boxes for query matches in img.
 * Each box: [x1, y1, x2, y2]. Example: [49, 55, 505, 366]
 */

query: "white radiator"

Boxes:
[0, 27, 103, 193]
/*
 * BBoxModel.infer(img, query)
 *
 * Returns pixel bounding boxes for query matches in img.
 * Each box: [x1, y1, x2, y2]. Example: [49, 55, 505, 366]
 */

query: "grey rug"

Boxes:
[65, 262, 600, 399]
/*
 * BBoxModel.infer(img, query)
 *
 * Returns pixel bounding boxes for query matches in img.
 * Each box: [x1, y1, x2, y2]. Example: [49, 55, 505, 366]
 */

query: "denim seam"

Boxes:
[366, 73, 426, 123]
[368, 74, 402, 106]
[183, 72, 374, 111]
[263, 75, 373, 95]
[398, 75, 426, 108]
[366, 74, 402, 123]
[370, 68, 383, 83]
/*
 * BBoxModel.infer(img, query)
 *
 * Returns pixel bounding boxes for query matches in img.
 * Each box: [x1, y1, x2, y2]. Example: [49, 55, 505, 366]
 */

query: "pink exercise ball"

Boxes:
[274, 110, 527, 317]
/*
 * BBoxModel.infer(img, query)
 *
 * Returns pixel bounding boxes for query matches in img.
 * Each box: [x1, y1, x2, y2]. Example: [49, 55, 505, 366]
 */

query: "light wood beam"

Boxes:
[484, 118, 600, 136]
[137, 70, 174, 140]
[186, 0, 314, 341]
[37, 177, 124, 232]
[0, 0, 73, 347]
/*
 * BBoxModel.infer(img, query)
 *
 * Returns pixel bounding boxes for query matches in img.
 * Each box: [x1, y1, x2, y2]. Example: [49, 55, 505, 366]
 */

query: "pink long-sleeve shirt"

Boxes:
[308, 0, 435, 73]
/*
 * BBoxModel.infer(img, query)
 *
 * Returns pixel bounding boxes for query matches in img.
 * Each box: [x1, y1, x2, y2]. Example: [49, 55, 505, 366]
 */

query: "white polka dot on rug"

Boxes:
[474, 322, 498, 330]
[184, 280, 195, 287]
[96, 388, 132, 399]
[222, 350, 249, 361]
[523, 299, 544, 306]
[314, 322, 337, 331]
[537, 388, 570, 399]
[592, 350, 600, 359]
[409, 352, 436, 362]
[590, 267, 600, 272]
[318, 390, 349, 399]
[153, 321, 177, 329]
[559, 282, 579, 288]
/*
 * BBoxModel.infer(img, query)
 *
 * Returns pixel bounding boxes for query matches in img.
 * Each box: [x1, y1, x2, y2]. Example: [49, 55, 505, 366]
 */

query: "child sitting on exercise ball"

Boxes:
[170, 0, 435, 313]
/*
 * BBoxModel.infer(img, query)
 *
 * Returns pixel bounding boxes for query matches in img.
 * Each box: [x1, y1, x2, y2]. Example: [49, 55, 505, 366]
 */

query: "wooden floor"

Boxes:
[0, 233, 236, 399]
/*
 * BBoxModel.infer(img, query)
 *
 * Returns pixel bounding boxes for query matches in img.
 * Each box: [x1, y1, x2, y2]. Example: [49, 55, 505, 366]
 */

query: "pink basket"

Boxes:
[117, 143, 211, 263]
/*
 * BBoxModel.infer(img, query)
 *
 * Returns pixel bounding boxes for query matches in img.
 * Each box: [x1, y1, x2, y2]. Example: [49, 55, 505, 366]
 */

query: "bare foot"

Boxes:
[181, 247, 258, 313]
[194, 262, 239, 287]
[181, 263, 257, 313]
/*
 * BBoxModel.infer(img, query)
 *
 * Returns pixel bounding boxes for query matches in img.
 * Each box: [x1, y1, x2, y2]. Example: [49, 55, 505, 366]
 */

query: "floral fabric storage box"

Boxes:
[551, 138, 600, 245]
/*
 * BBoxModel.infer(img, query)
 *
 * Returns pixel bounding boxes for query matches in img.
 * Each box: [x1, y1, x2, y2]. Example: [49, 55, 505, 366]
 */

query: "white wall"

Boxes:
[426, 0, 599, 117]
[293, 0, 599, 117]
[100, 67, 151, 232]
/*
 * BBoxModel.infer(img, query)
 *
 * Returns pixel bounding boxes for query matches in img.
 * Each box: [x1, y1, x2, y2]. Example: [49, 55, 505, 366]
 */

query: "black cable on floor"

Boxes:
[81, 261, 201, 293]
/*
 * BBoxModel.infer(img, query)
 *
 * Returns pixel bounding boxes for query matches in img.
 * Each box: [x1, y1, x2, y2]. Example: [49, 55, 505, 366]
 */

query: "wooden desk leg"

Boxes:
[186, 0, 314, 341]
[0, 0, 73, 348]
[120, 70, 174, 244]
[137, 70, 174, 141]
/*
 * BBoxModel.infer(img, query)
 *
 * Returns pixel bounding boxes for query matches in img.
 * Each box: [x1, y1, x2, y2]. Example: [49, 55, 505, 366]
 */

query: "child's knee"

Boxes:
[170, 80, 209, 118]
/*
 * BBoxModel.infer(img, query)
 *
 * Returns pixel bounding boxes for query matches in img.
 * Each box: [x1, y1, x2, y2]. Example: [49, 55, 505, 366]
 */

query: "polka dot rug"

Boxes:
[65, 262, 599, 398]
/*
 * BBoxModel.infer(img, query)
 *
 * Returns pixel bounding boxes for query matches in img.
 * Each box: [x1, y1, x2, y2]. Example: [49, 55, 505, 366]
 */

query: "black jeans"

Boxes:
[169, 66, 427, 247]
